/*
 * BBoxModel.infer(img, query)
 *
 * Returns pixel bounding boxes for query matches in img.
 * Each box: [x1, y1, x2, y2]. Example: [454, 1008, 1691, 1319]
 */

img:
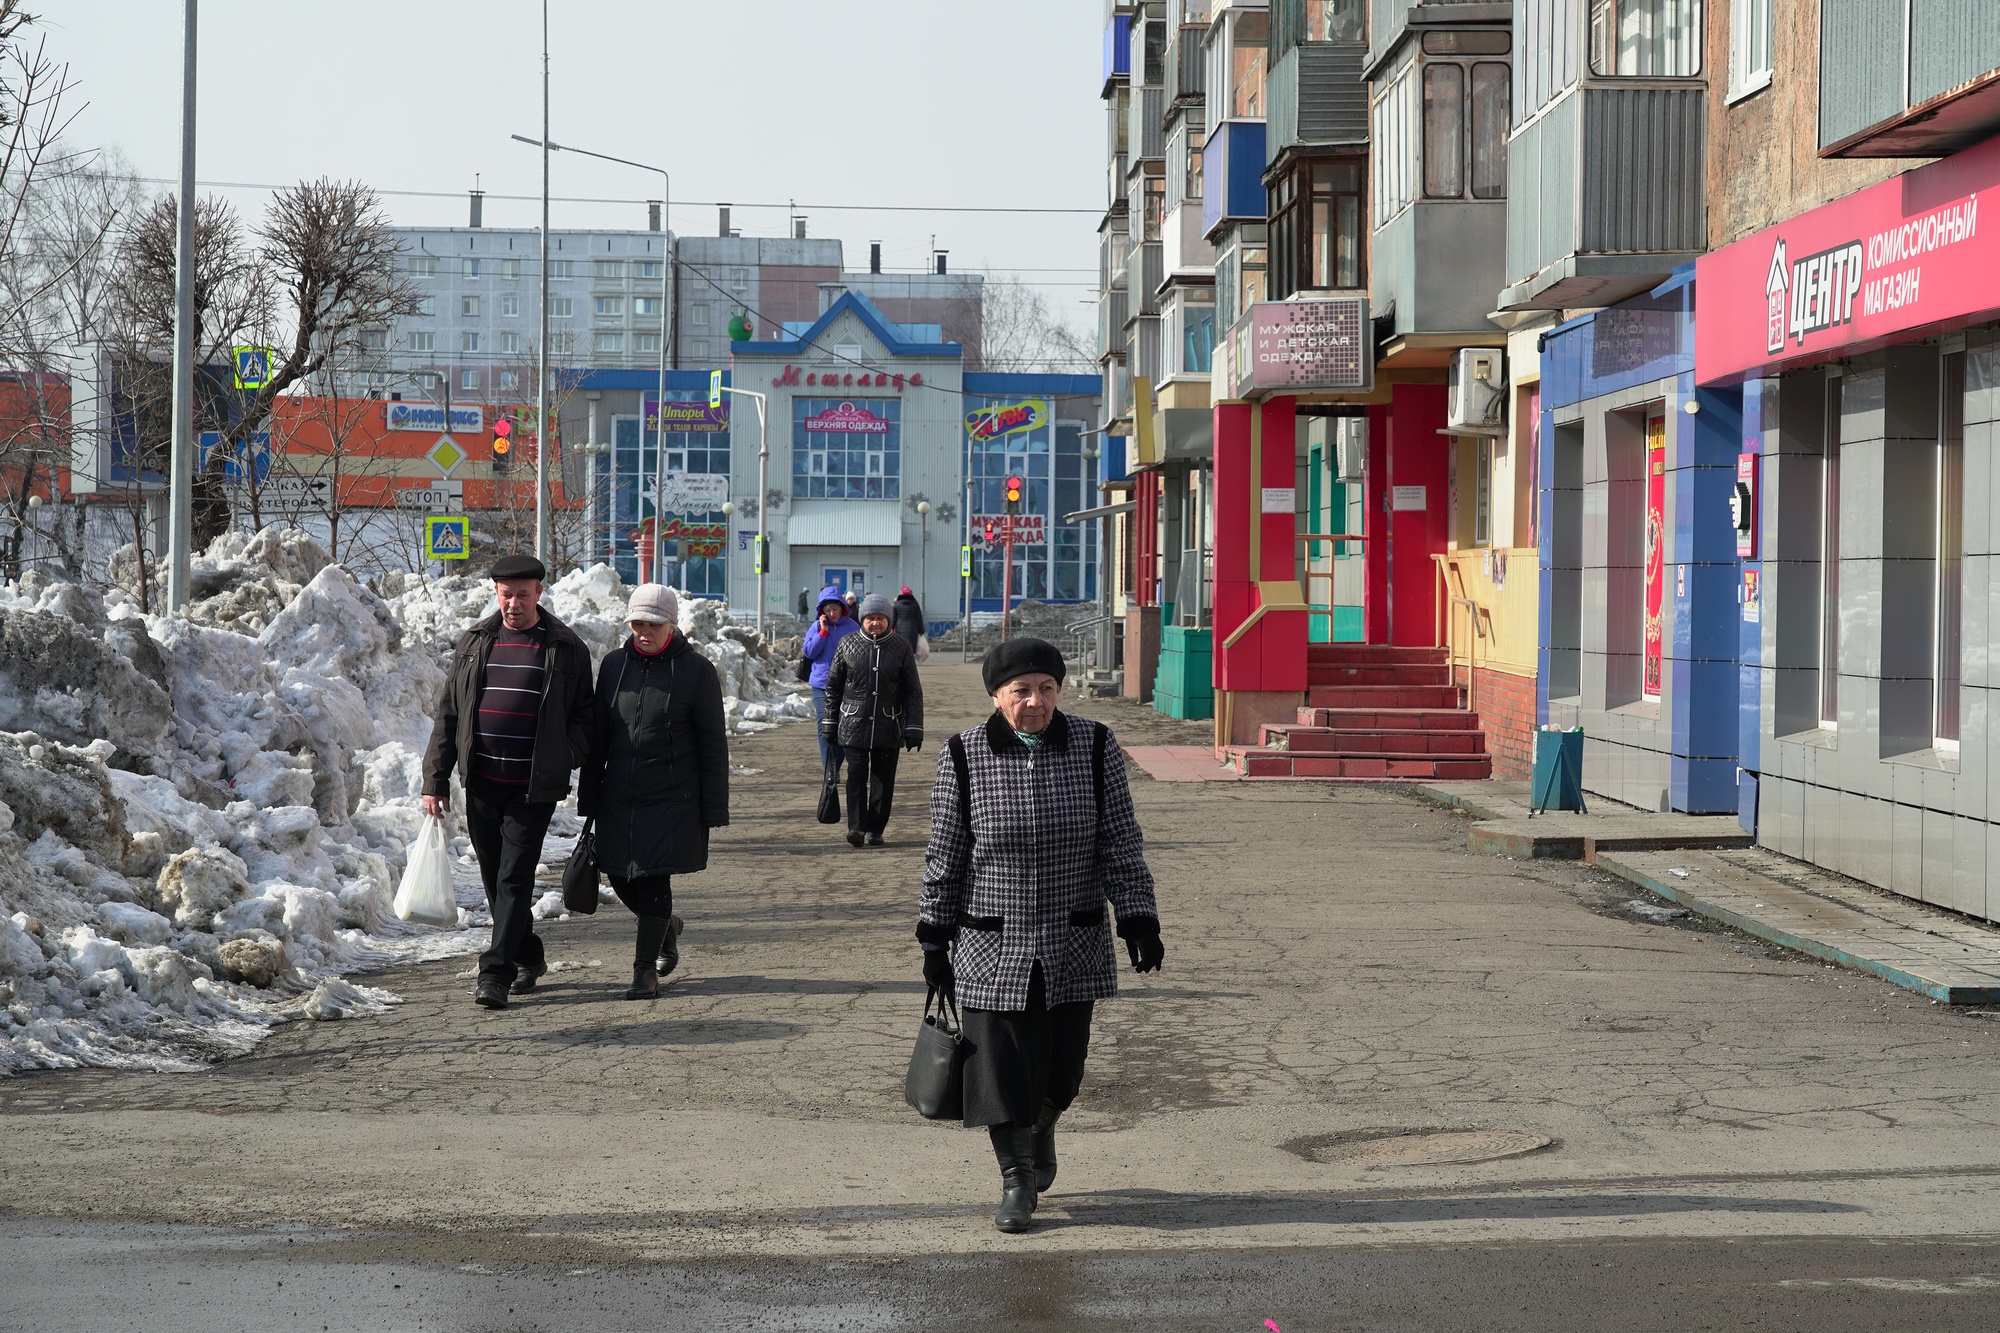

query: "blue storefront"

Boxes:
[1537, 270, 1749, 816]
[961, 373, 1104, 612]
[577, 368, 732, 593]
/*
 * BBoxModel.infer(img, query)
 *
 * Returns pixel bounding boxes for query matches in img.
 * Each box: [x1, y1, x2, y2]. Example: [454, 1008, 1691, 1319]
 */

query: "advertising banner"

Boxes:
[1233, 299, 1372, 396]
[387, 402, 483, 433]
[973, 514, 1046, 545]
[1696, 133, 2000, 384]
[966, 398, 1049, 441]
[1643, 414, 1666, 701]
[643, 395, 730, 434]
[802, 401, 891, 434]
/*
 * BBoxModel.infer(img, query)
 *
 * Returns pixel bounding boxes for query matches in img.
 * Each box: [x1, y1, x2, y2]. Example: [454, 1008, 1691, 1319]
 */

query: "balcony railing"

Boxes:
[1265, 43, 1368, 162]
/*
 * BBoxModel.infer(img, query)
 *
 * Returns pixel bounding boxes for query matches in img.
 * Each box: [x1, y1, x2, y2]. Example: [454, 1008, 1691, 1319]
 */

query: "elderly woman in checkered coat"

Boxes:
[917, 637, 1164, 1234]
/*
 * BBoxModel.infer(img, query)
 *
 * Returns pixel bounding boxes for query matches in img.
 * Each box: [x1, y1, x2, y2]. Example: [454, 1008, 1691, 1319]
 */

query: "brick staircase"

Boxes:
[1225, 644, 1493, 780]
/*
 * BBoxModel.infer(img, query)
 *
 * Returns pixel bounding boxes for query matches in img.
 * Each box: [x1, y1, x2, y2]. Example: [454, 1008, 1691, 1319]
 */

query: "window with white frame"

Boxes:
[551, 331, 577, 358]
[594, 332, 624, 354]
[1728, 0, 1772, 100]
[463, 258, 481, 278]
[409, 256, 438, 277]
[501, 258, 521, 279]
[688, 339, 709, 359]
[729, 269, 749, 291]
[636, 332, 661, 352]
[499, 331, 520, 354]
[639, 260, 660, 278]
[408, 331, 435, 352]
[1588, 0, 1702, 77]
[548, 296, 573, 318]
[1373, 55, 1420, 225]
[361, 328, 388, 351]
[593, 260, 623, 279]
[691, 303, 711, 326]
[1514, 0, 1581, 124]
[500, 370, 519, 391]
[500, 294, 519, 317]
[415, 295, 436, 316]
[595, 296, 623, 317]
[461, 331, 480, 353]
[635, 296, 661, 317]
[460, 369, 479, 391]
[548, 260, 574, 279]
[460, 295, 480, 317]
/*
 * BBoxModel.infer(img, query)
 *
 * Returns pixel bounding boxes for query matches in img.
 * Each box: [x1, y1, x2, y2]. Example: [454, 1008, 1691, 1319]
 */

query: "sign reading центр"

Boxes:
[1696, 132, 2000, 384]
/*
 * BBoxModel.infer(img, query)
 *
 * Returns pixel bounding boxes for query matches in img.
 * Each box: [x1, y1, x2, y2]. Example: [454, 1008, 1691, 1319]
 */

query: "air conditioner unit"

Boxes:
[1336, 418, 1367, 480]
[1447, 348, 1507, 434]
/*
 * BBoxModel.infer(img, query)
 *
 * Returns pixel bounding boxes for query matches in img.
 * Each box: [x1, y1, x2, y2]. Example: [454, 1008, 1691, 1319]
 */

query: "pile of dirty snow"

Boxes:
[0, 530, 808, 1075]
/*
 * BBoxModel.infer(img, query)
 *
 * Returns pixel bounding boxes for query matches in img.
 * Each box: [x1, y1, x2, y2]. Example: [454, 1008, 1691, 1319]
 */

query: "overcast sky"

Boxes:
[37, 1, 1105, 325]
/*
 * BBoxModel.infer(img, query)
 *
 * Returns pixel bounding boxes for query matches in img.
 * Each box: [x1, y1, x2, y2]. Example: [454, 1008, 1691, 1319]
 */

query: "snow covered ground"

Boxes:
[0, 533, 812, 1075]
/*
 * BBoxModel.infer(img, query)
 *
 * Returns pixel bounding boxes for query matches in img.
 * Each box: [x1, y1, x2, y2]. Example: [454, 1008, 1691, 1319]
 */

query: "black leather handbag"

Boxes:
[904, 986, 965, 1120]
[561, 819, 599, 915]
[816, 760, 842, 825]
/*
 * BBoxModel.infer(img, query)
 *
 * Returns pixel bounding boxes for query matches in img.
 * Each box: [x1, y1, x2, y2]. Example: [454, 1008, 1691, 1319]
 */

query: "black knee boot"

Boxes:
[989, 1122, 1038, 1233]
[1033, 1101, 1061, 1193]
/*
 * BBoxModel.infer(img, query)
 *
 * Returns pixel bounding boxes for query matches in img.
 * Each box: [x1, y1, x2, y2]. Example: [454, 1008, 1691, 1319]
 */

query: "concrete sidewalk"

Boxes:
[1418, 778, 1755, 861]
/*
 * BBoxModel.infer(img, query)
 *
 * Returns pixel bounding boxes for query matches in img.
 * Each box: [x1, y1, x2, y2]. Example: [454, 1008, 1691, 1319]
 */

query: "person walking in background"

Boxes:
[892, 586, 925, 655]
[802, 587, 859, 778]
[577, 584, 729, 1001]
[421, 554, 595, 1010]
[917, 637, 1163, 1233]
[823, 592, 923, 848]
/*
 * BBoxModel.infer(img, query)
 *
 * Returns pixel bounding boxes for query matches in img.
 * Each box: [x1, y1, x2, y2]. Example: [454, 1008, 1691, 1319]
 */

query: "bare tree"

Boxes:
[970, 275, 1094, 374]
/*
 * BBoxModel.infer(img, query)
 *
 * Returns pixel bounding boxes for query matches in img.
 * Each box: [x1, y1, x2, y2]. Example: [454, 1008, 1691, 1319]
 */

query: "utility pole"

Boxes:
[534, 0, 551, 568]
[166, 0, 197, 612]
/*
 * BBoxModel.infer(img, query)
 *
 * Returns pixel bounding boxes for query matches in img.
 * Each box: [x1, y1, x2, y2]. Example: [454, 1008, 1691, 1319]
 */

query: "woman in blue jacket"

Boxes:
[802, 585, 859, 773]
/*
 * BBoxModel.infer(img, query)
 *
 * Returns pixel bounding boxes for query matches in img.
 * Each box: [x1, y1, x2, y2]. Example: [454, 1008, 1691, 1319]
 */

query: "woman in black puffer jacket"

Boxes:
[577, 583, 730, 999]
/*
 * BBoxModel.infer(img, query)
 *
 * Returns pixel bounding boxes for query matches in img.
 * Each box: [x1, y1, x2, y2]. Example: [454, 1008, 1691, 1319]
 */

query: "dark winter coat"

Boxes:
[918, 711, 1157, 1010]
[421, 608, 594, 804]
[891, 593, 925, 649]
[801, 586, 859, 690]
[576, 633, 730, 879]
[824, 627, 924, 751]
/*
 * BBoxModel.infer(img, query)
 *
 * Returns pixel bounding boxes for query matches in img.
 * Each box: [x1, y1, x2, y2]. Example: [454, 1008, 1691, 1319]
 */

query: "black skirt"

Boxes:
[959, 962, 1095, 1128]
[609, 872, 673, 919]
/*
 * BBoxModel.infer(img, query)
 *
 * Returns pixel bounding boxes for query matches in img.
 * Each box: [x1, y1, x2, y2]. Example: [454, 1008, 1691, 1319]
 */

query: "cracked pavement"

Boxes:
[8, 661, 2000, 1326]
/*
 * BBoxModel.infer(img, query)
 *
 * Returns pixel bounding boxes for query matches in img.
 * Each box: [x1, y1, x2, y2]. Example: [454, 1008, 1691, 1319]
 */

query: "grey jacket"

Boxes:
[918, 711, 1158, 1010]
[824, 627, 924, 751]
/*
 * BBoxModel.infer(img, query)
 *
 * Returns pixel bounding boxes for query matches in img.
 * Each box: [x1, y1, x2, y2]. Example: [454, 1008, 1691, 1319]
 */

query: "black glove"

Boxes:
[819, 720, 838, 743]
[904, 729, 924, 752]
[922, 946, 955, 998]
[1118, 915, 1164, 973]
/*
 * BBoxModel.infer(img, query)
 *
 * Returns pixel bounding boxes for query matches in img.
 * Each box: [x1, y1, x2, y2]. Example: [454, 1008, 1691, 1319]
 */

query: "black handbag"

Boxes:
[816, 760, 842, 824]
[796, 655, 812, 683]
[904, 986, 965, 1120]
[561, 819, 600, 914]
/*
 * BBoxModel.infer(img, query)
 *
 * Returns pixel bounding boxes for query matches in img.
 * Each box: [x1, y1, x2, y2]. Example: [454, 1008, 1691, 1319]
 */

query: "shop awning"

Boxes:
[786, 501, 903, 548]
[1065, 501, 1136, 523]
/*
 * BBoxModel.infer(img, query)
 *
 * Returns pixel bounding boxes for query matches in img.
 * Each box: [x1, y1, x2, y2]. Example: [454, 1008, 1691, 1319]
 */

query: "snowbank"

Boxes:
[0, 531, 811, 1075]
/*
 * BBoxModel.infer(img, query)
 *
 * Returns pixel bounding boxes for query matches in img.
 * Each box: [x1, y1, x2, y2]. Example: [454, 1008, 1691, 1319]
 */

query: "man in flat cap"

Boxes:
[421, 554, 595, 1009]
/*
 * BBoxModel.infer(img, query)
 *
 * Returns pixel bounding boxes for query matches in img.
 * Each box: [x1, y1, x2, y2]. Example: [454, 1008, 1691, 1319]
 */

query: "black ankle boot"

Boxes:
[624, 964, 659, 1000]
[989, 1123, 1038, 1233]
[1032, 1102, 1061, 1193]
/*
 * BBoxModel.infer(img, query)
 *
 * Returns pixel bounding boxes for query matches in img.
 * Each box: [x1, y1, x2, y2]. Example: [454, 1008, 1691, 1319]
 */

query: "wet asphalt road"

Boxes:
[8, 1218, 2000, 1331]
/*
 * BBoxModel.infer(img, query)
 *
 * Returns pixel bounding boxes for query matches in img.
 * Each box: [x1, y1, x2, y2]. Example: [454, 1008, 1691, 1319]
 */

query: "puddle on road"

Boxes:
[1282, 1127, 1554, 1168]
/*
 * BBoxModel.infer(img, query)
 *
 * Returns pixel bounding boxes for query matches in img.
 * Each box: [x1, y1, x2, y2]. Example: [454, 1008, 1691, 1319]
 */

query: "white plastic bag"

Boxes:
[393, 814, 460, 927]
[916, 634, 930, 663]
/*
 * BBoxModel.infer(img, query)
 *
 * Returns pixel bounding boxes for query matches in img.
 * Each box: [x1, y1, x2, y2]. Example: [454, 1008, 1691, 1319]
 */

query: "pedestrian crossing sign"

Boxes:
[424, 515, 470, 560]
[232, 346, 275, 389]
[960, 544, 972, 577]
[709, 370, 723, 409]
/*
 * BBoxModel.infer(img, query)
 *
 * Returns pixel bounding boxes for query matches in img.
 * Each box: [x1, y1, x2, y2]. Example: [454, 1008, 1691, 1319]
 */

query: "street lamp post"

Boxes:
[511, 132, 670, 581]
[708, 385, 768, 633]
[166, 0, 197, 612]
[916, 499, 931, 604]
[719, 499, 736, 597]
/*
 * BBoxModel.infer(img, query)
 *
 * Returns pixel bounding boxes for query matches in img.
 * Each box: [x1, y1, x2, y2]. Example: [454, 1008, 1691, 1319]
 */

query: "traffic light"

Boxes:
[492, 416, 514, 472]
[1004, 474, 1024, 514]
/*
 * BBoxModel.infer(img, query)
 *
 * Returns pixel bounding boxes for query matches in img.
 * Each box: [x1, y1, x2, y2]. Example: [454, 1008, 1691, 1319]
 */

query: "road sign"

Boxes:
[709, 370, 723, 409]
[960, 544, 972, 577]
[396, 480, 464, 513]
[427, 434, 467, 477]
[753, 535, 768, 575]
[424, 515, 470, 560]
[265, 476, 332, 506]
[643, 472, 731, 511]
[202, 431, 271, 486]
[232, 346, 276, 390]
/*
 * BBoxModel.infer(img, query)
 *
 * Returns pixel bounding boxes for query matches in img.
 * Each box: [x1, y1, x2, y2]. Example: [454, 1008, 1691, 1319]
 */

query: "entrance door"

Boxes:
[822, 567, 868, 596]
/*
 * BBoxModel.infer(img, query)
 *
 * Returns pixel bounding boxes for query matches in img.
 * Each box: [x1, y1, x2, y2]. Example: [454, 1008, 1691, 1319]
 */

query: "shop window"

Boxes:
[1819, 377, 1843, 729]
[793, 397, 901, 501]
[1548, 421, 1584, 701]
[1589, 0, 1702, 78]
[1934, 351, 1965, 749]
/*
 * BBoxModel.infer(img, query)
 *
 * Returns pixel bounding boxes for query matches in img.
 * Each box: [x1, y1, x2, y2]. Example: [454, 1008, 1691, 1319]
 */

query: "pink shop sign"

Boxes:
[1697, 133, 2000, 384]
[801, 401, 891, 434]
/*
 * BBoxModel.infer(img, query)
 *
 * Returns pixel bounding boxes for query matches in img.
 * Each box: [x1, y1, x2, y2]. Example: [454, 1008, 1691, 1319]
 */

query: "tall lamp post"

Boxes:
[166, 0, 197, 612]
[916, 499, 931, 605]
[510, 132, 670, 578]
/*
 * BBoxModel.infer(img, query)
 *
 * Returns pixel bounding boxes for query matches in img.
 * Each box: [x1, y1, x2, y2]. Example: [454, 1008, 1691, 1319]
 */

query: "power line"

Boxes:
[132, 176, 1095, 216]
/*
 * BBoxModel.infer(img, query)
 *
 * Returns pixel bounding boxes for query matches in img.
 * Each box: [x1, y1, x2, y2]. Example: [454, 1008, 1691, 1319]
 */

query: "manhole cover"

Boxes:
[1289, 1129, 1553, 1168]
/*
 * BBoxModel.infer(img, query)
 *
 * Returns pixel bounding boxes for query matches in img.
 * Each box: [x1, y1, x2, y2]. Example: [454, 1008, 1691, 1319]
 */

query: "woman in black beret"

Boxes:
[916, 637, 1165, 1233]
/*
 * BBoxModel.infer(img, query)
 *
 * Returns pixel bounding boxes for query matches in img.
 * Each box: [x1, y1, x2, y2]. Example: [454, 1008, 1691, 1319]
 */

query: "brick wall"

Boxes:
[1460, 665, 1535, 781]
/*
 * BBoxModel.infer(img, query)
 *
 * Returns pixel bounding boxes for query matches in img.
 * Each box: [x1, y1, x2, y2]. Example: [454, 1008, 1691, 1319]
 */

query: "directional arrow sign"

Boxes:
[266, 476, 331, 506]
